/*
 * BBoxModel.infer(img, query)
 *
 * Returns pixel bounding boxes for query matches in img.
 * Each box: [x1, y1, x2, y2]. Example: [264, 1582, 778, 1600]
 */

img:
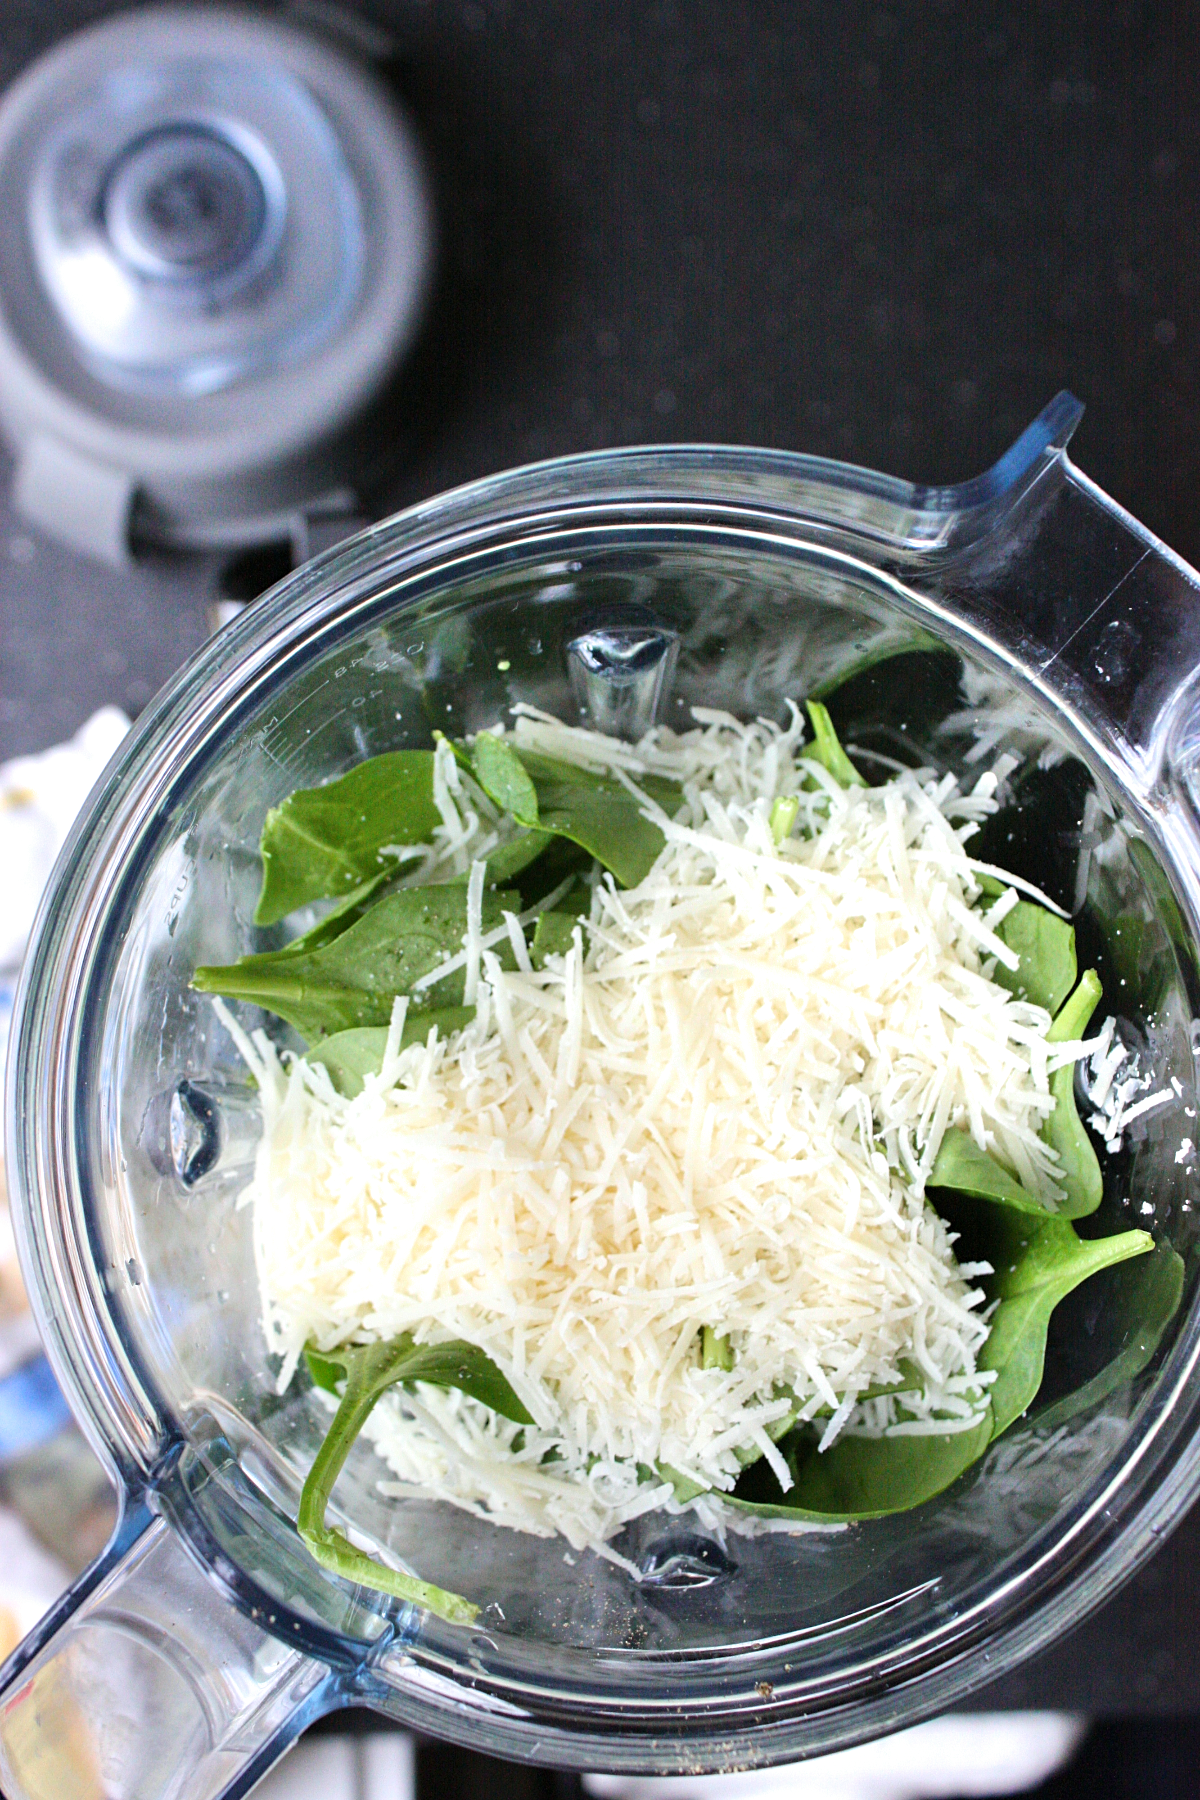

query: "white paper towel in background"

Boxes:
[583, 1713, 1085, 1800]
[254, 1734, 415, 1800]
[0, 705, 129, 972]
[0, 708, 130, 1660]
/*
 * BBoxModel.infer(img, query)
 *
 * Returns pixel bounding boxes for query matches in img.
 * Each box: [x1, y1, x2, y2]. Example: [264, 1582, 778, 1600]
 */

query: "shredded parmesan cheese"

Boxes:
[236, 707, 1086, 1554]
[1079, 1015, 1172, 1153]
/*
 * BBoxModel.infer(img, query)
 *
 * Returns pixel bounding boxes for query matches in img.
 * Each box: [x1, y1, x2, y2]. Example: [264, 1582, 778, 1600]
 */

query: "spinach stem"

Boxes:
[297, 1352, 479, 1624]
[701, 1327, 734, 1371]
[769, 795, 799, 844]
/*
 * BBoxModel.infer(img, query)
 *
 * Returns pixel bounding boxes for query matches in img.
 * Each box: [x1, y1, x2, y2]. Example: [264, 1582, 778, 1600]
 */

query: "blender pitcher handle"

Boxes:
[0, 1494, 336, 1800]
[926, 392, 1200, 831]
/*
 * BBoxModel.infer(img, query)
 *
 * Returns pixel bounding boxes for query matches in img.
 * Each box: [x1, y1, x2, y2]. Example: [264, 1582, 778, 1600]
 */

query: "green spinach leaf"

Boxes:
[468, 737, 684, 889]
[298, 1335, 531, 1621]
[256, 751, 441, 925]
[306, 1010, 476, 1096]
[967, 1204, 1152, 1436]
[658, 1462, 710, 1505]
[486, 828, 554, 884]
[683, 950, 1132, 1525]
[698, 1365, 927, 1493]
[700, 1327, 734, 1371]
[531, 912, 583, 967]
[804, 701, 866, 788]
[769, 794, 799, 844]
[529, 876, 591, 968]
[471, 734, 540, 822]
[508, 832, 596, 912]
[194, 883, 519, 1041]
[728, 1412, 995, 1521]
[928, 1130, 1052, 1214]
[274, 868, 398, 958]
[724, 1200, 1150, 1522]
[992, 903, 1077, 1014]
[1045, 969, 1104, 1218]
[305, 1335, 532, 1421]
[1034, 1241, 1185, 1431]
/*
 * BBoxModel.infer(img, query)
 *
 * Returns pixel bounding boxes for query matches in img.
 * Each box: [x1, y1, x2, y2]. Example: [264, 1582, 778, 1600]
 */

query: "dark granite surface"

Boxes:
[3, 0, 1200, 1716]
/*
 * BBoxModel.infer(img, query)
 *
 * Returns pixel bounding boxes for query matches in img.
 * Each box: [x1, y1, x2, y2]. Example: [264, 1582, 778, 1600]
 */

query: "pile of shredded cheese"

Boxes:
[230, 706, 1093, 1556]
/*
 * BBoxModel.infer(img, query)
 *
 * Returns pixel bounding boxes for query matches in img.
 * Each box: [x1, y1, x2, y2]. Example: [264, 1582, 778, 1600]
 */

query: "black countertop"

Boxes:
[3, 0, 1200, 1717]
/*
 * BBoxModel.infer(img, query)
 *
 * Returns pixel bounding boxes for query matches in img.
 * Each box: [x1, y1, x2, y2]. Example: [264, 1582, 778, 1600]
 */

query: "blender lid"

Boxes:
[0, 6, 435, 563]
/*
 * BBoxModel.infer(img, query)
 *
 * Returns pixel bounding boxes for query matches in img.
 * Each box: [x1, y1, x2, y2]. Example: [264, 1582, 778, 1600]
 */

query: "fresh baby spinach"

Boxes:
[1034, 1240, 1185, 1432]
[529, 876, 591, 968]
[531, 910, 584, 966]
[993, 903, 1077, 1014]
[928, 1130, 1051, 1213]
[272, 867, 398, 958]
[1045, 969, 1104, 1219]
[508, 831, 597, 912]
[194, 883, 520, 1041]
[468, 733, 684, 889]
[972, 1205, 1152, 1437]
[485, 827, 554, 884]
[305, 1335, 532, 1421]
[471, 732, 540, 821]
[727, 942, 1147, 1523]
[202, 694, 1173, 1593]
[769, 794, 800, 843]
[306, 1011, 476, 1096]
[256, 751, 442, 925]
[701, 1327, 735, 1372]
[730, 1412, 996, 1522]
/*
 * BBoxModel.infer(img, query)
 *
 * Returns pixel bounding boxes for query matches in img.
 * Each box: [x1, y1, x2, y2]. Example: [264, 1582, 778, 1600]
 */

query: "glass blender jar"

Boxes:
[3, 392, 1200, 1799]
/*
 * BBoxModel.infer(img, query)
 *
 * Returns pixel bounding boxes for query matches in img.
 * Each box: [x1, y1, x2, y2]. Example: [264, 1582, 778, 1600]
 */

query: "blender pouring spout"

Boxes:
[919, 391, 1200, 809]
